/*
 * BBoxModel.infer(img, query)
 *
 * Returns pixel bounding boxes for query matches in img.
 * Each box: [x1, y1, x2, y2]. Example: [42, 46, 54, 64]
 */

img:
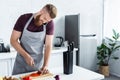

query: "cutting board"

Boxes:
[21, 72, 54, 80]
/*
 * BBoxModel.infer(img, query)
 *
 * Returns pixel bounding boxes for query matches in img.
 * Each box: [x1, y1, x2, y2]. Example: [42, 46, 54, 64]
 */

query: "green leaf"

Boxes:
[113, 29, 117, 39]
[112, 57, 119, 60]
[114, 45, 120, 50]
[113, 29, 116, 36]
[112, 29, 120, 40]
[116, 33, 120, 39]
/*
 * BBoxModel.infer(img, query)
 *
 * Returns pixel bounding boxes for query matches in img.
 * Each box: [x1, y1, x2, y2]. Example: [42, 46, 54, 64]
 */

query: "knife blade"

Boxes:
[32, 63, 39, 71]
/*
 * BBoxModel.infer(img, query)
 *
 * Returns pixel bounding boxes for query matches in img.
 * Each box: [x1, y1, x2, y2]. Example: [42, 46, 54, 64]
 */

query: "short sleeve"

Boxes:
[13, 13, 32, 32]
[13, 15, 25, 32]
[46, 20, 54, 35]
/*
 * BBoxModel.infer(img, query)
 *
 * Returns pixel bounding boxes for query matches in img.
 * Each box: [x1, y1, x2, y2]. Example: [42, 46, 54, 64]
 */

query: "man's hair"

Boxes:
[44, 4, 57, 19]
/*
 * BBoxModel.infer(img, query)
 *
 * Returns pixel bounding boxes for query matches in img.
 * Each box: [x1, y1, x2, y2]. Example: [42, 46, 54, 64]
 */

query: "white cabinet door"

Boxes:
[48, 53, 63, 68]
[0, 59, 11, 76]
[48, 51, 77, 69]
[11, 58, 15, 74]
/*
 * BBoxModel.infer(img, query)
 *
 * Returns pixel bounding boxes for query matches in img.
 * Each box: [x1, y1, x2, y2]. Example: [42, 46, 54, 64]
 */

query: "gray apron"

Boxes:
[12, 15, 46, 75]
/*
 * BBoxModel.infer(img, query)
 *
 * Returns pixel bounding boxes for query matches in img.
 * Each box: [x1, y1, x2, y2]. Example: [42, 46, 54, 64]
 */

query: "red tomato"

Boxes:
[22, 76, 32, 80]
[30, 72, 40, 77]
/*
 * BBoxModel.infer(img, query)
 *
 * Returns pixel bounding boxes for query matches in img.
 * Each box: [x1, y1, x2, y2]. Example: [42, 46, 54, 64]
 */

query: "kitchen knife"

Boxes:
[71, 42, 74, 51]
[32, 63, 39, 71]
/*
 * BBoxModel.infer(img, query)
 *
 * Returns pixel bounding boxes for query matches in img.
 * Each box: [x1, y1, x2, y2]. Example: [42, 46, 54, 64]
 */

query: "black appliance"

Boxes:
[0, 39, 10, 53]
[54, 36, 64, 47]
[65, 14, 80, 65]
[63, 42, 74, 74]
[65, 14, 97, 71]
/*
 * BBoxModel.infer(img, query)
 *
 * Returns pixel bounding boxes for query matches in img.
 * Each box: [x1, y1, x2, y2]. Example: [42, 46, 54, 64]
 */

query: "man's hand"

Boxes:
[25, 55, 35, 67]
[40, 66, 49, 74]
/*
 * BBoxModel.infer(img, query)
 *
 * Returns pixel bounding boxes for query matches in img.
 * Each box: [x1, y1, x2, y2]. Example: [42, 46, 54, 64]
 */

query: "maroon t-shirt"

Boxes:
[13, 13, 54, 35]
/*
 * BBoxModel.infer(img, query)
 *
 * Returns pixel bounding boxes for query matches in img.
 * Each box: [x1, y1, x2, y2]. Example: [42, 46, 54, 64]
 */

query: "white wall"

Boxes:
[104, 0, 120, 77]
[0, 0, 103, 46]
[104, 0, 120, 39]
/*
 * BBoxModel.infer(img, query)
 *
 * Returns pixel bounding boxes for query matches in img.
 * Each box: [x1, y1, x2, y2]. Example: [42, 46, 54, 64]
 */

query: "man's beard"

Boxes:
[34, 15, 43, 26]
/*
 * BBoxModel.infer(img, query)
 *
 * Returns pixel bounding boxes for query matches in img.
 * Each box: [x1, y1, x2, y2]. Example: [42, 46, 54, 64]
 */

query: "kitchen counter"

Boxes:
[50, 65, 104, 80]
[0, 51, 17, 60]
[14, 65, 104, 80]
[0, 47, 78, 76]
[0, 47, 78, 60]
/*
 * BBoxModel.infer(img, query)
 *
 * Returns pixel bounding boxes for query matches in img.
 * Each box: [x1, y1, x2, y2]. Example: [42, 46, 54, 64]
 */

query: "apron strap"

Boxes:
[24, 15, 34, 30]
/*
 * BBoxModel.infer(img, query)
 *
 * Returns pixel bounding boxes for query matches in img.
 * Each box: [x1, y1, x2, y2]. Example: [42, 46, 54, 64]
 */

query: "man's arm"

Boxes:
[10, 30, 34, 66]
[41, 35, 53, 74]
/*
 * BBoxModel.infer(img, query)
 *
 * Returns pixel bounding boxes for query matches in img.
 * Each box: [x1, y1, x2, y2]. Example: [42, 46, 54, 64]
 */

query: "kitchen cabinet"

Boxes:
[11, 58, 16, 73]
[0, 59, 11, 76]
[0, 47, 78, 76]
[0, 51, 17, 76]
[0, 58, 16, 76]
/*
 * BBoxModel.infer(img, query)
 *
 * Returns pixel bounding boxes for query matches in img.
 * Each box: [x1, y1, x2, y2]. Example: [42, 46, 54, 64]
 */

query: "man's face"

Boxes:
[34, 8, 52, 26]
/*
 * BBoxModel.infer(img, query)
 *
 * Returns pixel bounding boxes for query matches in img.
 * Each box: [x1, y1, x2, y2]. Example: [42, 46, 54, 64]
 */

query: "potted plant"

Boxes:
[97, 29, 120, 76]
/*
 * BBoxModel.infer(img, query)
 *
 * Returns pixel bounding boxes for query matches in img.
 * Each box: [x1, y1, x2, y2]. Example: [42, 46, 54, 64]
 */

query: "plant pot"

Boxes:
[99, 65, 109, 76]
